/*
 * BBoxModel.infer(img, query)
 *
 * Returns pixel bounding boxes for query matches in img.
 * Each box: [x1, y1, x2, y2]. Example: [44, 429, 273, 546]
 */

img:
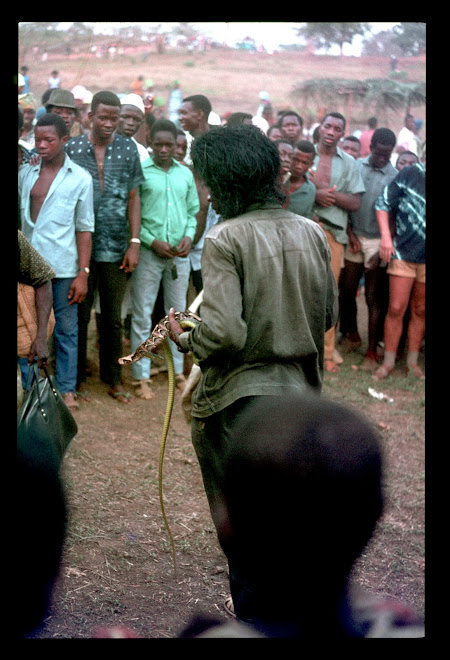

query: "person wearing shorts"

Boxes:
[339, 128, 398, 370]
[373, 160, 426, 380]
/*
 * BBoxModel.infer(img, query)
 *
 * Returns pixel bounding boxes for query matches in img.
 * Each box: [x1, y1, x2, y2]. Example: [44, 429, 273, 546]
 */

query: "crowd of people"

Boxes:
[17, 66, 425, 638]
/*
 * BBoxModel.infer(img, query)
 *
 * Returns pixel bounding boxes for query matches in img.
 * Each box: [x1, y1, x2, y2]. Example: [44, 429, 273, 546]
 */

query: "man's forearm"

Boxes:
[34, 280, 54, 344]
[76, 231, 92, 269]
[334, 191, 360, 212]
[127, 188, 141, 239]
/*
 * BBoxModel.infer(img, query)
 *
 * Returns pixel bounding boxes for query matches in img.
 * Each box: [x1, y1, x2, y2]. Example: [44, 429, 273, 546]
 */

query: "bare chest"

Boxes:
[30, 169, 58, 223]
[314, 154, 333, 189]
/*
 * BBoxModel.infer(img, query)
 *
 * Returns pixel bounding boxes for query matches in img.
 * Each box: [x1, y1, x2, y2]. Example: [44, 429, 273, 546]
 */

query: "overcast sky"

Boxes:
[56, 22, 401, 55]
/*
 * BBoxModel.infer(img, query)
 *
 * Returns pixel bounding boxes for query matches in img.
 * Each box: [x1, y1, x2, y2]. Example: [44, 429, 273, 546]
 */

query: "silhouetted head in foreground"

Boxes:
[216, 391, 384, 636]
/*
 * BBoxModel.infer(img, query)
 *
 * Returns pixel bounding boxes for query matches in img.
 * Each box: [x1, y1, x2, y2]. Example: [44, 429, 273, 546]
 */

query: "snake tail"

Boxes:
[159, 338, 177, 577]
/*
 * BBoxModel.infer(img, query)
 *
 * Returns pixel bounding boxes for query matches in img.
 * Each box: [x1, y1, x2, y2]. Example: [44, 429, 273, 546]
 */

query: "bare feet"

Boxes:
[324, 359, 339, 374]
[175, 374, 187, 392]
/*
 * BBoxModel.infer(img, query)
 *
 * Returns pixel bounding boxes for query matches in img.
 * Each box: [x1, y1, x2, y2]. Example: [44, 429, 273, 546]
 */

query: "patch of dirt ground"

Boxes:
[29, 296, 425, 639]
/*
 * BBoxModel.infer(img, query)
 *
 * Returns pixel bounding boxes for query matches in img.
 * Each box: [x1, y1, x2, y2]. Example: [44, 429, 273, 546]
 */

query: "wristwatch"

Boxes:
[79, 267, 90, 275]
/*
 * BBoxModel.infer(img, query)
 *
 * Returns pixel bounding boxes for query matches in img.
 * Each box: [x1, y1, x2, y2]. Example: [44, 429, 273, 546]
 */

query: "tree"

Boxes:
[361, 30, 402, 57]
[172, 23, 199, 41]
[296, 22, 371, 55]
[391, 22, 426, 56]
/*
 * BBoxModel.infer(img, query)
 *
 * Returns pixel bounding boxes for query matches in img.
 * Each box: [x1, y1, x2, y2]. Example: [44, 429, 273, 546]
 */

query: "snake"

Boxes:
[118, 306, 201, 577]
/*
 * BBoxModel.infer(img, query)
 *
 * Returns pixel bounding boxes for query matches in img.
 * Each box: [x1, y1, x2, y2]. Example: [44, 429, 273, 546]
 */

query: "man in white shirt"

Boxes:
[18, 113, 95, 410]
[391, 113, 418, 164]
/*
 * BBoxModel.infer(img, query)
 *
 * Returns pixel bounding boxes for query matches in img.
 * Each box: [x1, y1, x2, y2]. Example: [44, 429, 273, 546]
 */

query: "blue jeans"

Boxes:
[130, 248, 190, 380]
[52, 277, 78, 394]
[20, 278, 79, 393]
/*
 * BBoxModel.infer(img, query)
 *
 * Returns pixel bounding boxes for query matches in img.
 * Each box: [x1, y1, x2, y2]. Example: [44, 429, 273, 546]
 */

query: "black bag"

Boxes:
[17, 364, 78, 468]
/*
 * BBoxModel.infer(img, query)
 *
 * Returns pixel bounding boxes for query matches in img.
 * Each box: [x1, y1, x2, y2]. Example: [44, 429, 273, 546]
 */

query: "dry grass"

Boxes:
[24, 48, 425, 135]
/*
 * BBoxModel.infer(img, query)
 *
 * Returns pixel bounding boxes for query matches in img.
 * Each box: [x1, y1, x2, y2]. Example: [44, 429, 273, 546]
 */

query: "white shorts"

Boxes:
[344, 236, 385, 268]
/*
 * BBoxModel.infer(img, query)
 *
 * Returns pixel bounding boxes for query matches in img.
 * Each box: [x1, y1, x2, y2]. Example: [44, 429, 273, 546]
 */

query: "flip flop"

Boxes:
[404, 364, 425, 380]
[108, 388, 132, 404]
[62, 391, 79, 411]
[372, 365, 394, 381]
[76, 388, 92, 402]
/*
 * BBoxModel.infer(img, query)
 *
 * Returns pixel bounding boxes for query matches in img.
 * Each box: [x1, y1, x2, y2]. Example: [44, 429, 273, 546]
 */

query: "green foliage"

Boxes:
[387, 70, 409, 81]
[297, 22, 371, 54]
[392, 22, 426, 56]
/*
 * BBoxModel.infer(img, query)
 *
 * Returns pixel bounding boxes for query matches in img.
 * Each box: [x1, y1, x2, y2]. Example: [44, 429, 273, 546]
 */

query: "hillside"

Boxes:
[20, 47, 426, 136]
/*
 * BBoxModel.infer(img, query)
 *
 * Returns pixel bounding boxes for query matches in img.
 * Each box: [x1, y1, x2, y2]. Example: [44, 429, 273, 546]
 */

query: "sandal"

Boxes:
[223, 595, 236, 618]
[62, 391, 79, 411]
[108, 387, 132, 404]
[76, 383, 92, 402]
[372, 365, 394, 382]
[404, 364, 425, 380]
[132, 379, 154, 400]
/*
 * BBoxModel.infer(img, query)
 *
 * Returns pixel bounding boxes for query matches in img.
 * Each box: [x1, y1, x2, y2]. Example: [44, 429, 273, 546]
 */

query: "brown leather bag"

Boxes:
[17, 283, 55, 358]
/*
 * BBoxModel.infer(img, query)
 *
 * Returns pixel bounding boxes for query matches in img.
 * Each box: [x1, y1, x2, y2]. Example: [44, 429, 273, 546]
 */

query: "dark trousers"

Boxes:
[191, 396, 271, 622]
[339, 261, 389, 352]
[77, 261, 128, 388]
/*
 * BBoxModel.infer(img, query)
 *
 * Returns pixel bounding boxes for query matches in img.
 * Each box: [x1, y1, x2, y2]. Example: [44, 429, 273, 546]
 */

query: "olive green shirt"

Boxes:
[179, 204, 338, 418]
[313, 146, 366, 244]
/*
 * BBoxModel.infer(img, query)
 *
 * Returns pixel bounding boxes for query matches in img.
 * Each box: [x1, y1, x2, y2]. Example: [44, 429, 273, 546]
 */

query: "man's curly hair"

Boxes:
[191, 125, 285, 219]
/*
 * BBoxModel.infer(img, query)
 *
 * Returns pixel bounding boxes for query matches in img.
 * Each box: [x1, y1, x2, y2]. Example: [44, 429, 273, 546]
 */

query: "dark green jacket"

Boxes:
[179, 204, 338, 418]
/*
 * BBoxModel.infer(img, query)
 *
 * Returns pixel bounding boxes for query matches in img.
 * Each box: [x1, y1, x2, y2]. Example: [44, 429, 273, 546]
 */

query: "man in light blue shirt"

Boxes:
[130, 119, 199, 399]
[18, 113, 94, 410]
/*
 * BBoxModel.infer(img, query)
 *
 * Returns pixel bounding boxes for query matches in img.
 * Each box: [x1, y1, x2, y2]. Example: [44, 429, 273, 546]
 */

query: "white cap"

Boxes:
[208, 110, 221, 126]
[120, 93, 145, 115]
[71, 85, 93, 105]
[251, 115, 269, 134]
[71, 85, 88, 100]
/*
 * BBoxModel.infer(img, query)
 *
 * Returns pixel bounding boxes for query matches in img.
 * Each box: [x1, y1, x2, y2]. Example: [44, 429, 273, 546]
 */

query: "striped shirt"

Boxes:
[375, 162, 425, 263]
